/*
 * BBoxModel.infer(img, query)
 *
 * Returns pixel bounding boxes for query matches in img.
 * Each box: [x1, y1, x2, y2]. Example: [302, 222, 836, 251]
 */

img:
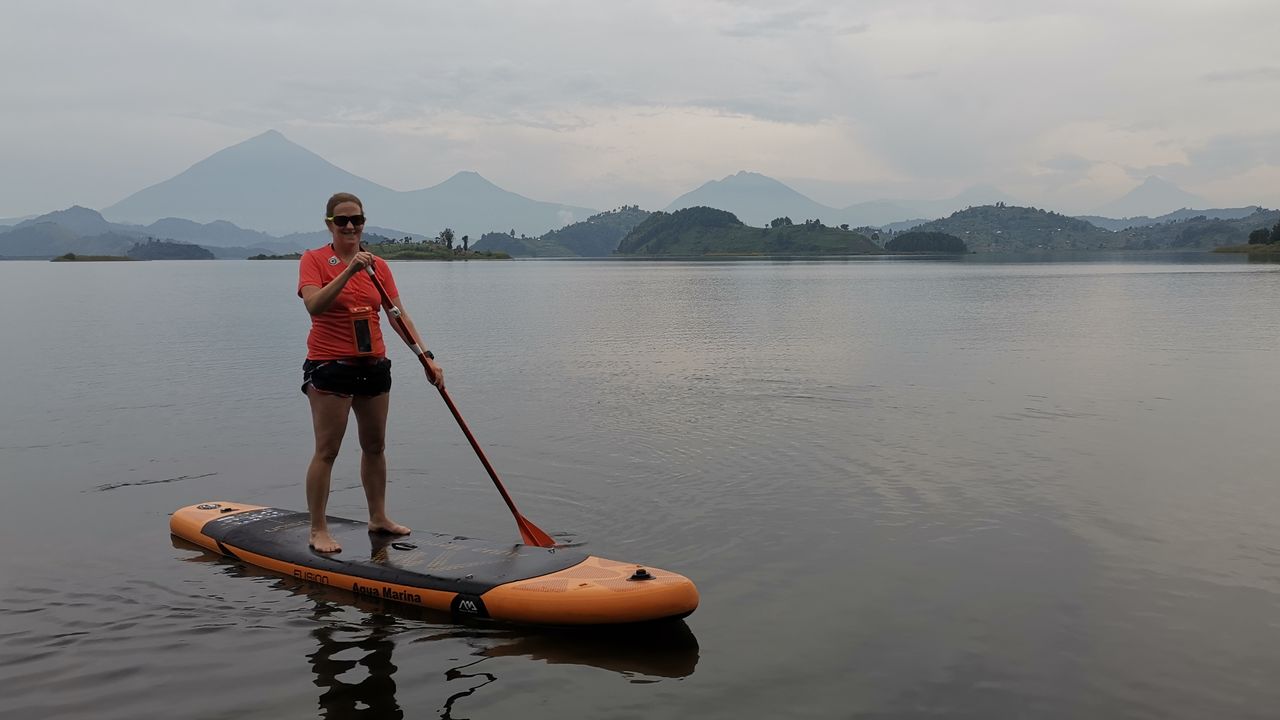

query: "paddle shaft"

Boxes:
[359, 259, 557, 548]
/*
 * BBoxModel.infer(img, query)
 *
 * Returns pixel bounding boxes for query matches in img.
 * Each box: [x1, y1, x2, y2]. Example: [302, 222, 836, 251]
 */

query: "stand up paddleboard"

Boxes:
[171, 502, 699, 626]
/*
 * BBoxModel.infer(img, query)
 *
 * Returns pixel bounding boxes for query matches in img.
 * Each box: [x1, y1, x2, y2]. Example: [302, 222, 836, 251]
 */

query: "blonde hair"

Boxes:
[325, 192, 363, 217]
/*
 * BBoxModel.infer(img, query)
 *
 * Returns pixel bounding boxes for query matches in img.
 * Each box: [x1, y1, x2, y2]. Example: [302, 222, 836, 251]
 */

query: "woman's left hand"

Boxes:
[424, 358, 444, 389]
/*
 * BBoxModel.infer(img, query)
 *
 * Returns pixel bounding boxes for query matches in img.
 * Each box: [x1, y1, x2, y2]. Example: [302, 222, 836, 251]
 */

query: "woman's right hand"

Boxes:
[347, 251, 377, 274]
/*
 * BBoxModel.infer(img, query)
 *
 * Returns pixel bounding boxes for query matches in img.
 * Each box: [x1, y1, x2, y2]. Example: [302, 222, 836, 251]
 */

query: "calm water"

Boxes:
[2, 254, 1279, 719]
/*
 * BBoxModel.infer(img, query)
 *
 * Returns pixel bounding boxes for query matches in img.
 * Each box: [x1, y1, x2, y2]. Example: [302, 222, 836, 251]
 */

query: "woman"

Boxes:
[297, 192, 444, 553]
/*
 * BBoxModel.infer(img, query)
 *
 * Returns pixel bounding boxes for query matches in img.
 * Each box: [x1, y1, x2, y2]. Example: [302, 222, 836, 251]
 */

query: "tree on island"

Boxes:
[1248, 221, 1280, 244]
[127, 237, 215, 260]
[769, 217, 794, 228]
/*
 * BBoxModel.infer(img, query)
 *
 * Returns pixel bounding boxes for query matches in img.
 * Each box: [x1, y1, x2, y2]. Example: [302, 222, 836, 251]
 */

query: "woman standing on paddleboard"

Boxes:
[297, 192, 444, 553]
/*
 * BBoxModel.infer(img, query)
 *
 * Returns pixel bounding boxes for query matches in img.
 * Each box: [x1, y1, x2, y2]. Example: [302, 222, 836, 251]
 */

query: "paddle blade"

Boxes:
[518, 515, 558, 548]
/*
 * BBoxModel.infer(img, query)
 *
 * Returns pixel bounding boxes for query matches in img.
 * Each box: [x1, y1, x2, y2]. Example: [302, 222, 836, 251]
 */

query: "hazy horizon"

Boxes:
[3, 1, 1279, 218]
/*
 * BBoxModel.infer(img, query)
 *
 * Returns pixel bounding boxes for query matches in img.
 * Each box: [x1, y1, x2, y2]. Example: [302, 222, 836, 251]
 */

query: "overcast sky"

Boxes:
[3, 0, 1278, 218]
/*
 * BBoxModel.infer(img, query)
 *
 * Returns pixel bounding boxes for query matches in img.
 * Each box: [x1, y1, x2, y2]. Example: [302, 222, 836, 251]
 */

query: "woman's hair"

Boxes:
[326, 192, 363, 217]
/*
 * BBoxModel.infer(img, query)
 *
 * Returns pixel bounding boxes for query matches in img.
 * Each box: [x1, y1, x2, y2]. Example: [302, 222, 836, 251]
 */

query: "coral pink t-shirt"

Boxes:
[297, 246, 401, 360]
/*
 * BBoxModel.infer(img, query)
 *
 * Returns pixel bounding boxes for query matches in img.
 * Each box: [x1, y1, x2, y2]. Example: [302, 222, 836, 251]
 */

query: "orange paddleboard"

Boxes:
[171, 502, 698, 626]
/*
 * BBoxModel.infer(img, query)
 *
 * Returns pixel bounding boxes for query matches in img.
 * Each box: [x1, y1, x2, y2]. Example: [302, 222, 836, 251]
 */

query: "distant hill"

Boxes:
[146, 217, 276, 247]
[1115, 208, 1280, 250]
[1076, 206, 1262, 231]
[473, 206, 652, 257]
[881, 218, 930, 233]
[102, 130, 595, 238]
[617, 206, 879, 256]
[15, 205, 117, 236]
[913, 204, 1117, 251]
[1094, 176, 1206, 219]
[909, 203, 1280, 251]
[0, 222, 89, 258]
[837, 199, 925, 228]
[0, 204, 431, 259]
[666, 172, 1022, 229]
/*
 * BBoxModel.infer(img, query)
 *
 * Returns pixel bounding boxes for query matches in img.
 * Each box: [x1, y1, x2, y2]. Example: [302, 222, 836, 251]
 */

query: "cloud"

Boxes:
[720, 8, 827, 37]
[891, 70, 938, 81]
[1039, 154, 1095, 174]
[3, 0, 1280, 216]
[1201, 67, 1280, 83]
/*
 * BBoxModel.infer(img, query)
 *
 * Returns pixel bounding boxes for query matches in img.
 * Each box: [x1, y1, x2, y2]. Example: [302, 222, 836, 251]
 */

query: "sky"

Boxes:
[3, 0, 1279, 218]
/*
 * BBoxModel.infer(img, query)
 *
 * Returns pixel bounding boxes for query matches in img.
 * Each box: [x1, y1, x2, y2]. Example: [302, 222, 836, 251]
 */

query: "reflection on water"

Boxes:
[172, 536, 698, 718]
[309, 607, 402, 719]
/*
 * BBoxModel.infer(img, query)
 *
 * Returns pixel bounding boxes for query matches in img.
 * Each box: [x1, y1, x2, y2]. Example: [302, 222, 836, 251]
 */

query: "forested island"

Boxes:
[51, 253, 135, 262]
[127, 238, 215, 260]
[365, 230, 509, 260]
[616, 207, 879, 255]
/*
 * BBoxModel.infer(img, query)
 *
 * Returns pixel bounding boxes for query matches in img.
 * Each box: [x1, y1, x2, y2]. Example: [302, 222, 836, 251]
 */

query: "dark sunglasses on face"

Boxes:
[327, 214, 366, 228]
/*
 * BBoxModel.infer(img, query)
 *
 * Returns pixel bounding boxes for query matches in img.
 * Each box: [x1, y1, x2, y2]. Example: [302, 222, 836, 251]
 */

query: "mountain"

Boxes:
[388, 171, 595, 242]
[666, 172, 838, 227]
[103, 131, 388, 235]
[1093, 176, 1206, 219]
[103, 130, 595, 238]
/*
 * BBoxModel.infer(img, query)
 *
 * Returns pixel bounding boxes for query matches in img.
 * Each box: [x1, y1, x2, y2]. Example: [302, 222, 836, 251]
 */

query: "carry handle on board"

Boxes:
[360, 257, 557, 548]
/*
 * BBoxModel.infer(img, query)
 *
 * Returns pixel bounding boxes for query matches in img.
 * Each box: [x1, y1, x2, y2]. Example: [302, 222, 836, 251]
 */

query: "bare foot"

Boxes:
[310, 529, 342, 553]
[368, 518, 411, 536]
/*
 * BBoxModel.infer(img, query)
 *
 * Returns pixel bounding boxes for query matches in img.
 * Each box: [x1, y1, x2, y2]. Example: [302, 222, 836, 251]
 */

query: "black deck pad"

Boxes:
[202, 507, 585, 596]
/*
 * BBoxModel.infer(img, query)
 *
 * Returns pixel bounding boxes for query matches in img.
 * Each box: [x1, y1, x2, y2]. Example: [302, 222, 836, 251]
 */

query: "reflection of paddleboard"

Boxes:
[171, 502, 699, 626]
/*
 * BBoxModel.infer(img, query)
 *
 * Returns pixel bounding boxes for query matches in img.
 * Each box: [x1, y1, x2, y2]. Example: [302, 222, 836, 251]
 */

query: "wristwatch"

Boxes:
[423, 350, 435, 359]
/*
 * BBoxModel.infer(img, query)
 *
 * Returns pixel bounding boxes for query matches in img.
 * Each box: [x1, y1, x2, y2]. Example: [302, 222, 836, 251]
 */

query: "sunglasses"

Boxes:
[327, 214, 366, 228]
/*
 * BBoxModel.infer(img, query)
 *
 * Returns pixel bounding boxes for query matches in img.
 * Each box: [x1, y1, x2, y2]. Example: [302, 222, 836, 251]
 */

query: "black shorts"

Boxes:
[302, 357, 392, 398]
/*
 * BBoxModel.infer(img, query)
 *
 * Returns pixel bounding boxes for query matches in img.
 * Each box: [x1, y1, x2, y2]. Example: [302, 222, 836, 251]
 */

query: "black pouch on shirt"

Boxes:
[350, 306, 375, 355]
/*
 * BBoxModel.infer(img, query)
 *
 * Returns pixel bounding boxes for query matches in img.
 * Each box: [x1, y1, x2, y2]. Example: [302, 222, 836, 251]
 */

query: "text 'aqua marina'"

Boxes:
[352, 581, 423, 604]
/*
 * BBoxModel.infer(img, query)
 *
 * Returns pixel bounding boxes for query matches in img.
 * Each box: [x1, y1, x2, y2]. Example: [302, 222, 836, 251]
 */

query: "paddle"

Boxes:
[359, 256, 557, 548]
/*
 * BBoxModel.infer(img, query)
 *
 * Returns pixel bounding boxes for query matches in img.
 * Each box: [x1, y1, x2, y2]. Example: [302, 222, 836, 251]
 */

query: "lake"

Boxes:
[2, 253, 1279, 719]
